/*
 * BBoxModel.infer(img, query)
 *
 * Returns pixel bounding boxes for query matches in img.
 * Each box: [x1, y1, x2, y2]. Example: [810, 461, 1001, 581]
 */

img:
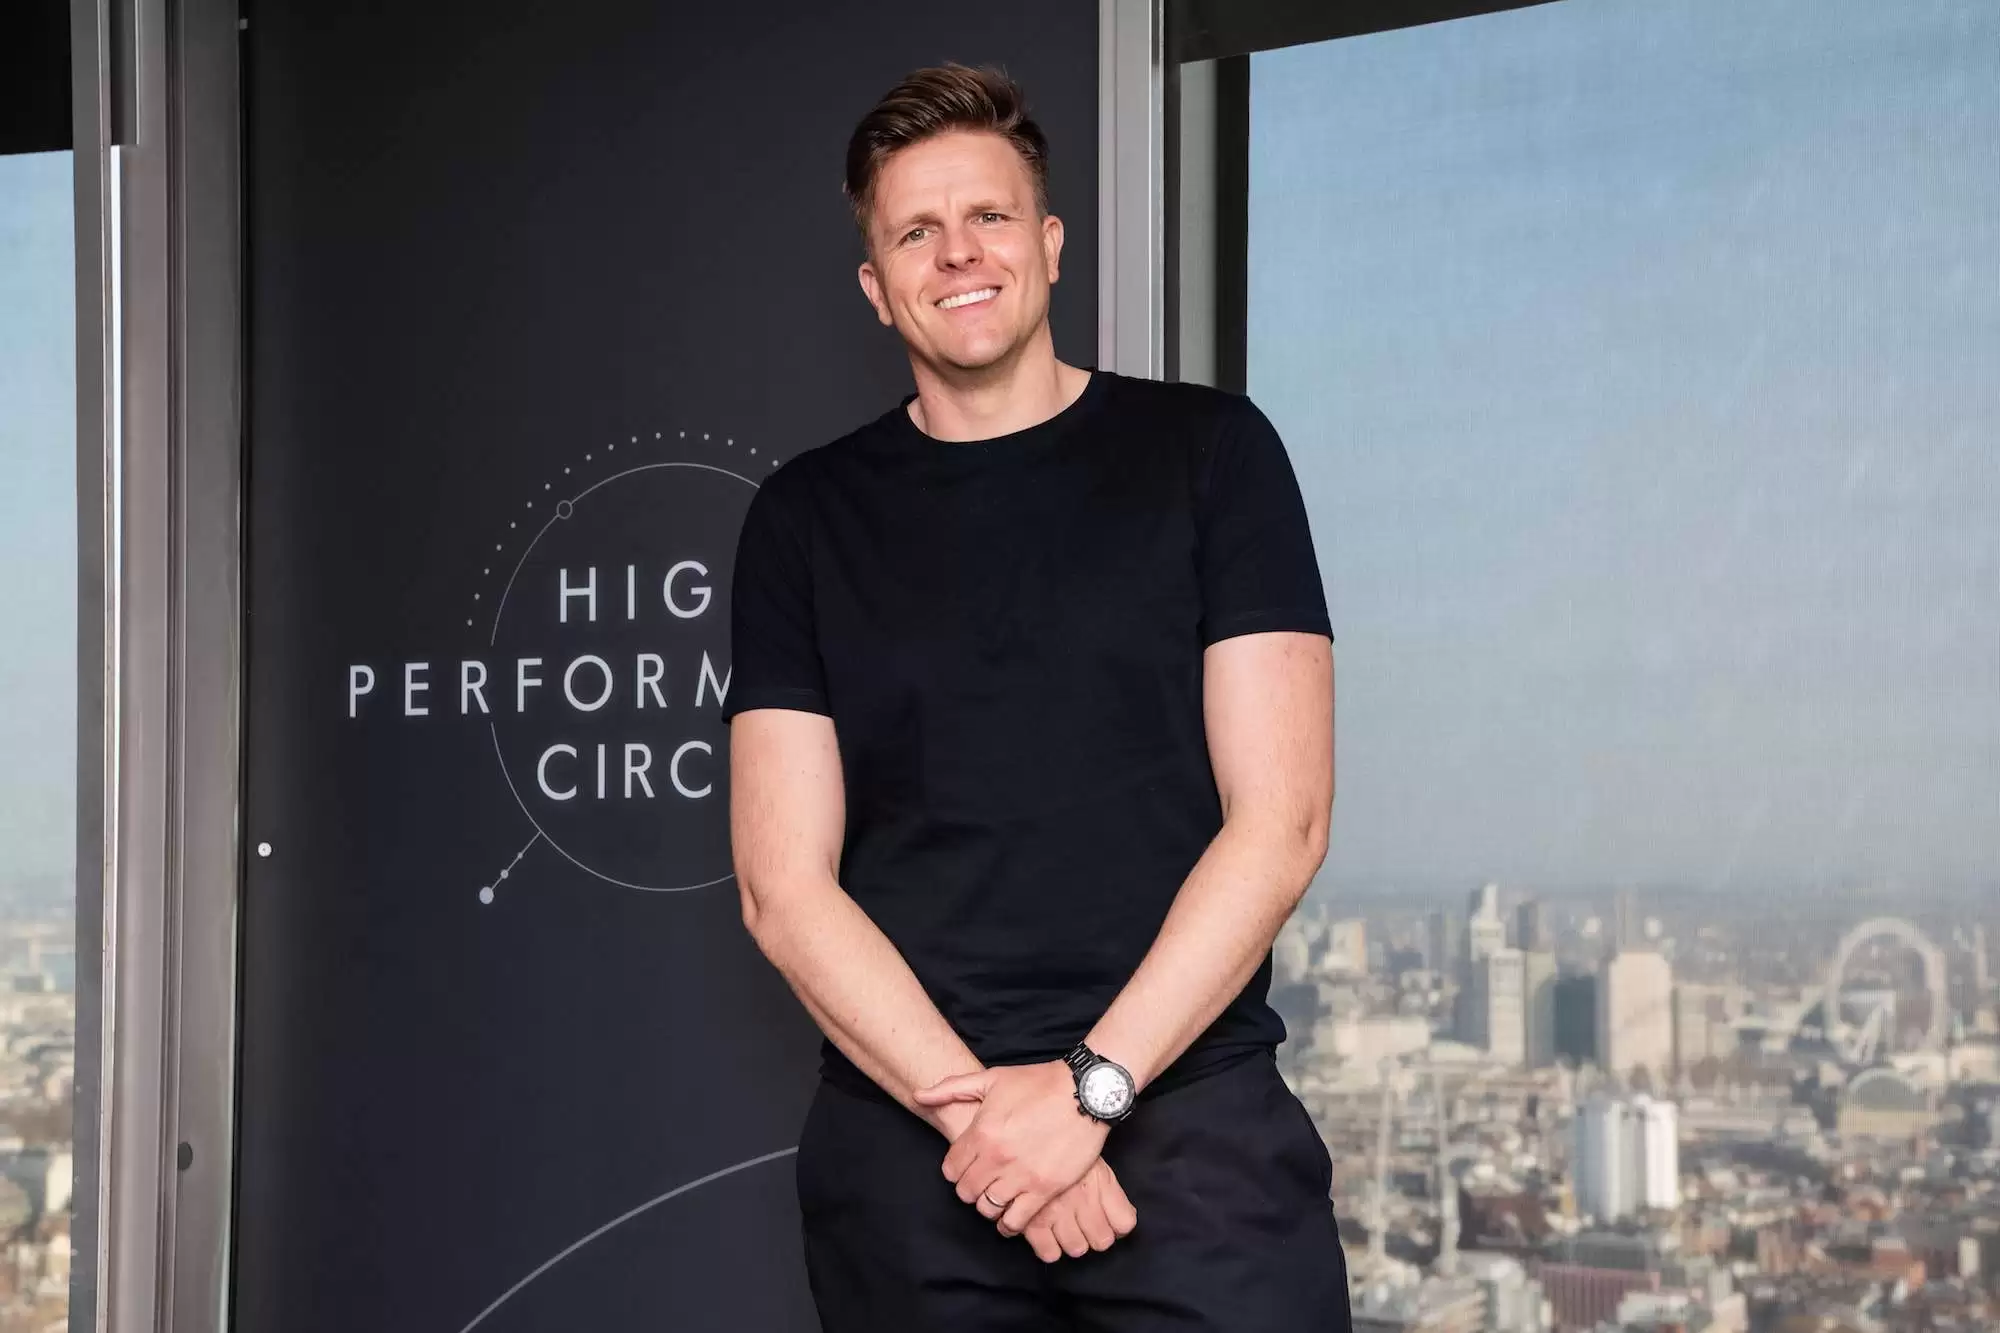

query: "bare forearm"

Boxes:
[747, 874, 984, 1127]
[1087, 815, 1323, 1090]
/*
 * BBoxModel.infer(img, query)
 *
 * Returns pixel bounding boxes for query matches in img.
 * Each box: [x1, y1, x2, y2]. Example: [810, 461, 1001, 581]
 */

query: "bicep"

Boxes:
[728, 708, 847, 919]
[1202, 630, 1335, 851]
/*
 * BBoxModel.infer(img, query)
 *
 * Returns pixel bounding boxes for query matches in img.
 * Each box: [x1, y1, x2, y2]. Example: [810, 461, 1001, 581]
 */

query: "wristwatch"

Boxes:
[1064, 1041, 1136, 1123]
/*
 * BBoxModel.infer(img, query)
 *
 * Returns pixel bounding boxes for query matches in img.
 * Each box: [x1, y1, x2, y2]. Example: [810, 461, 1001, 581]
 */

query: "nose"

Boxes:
[937, 217, 984, 271]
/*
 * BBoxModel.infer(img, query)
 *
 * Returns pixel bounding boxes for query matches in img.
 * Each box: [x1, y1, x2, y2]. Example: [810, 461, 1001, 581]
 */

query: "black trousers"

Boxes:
[796, 1049, 1354, 1332]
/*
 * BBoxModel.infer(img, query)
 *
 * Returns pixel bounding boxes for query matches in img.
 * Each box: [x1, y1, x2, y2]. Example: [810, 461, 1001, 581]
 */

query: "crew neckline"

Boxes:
[870, 367, 1112, 471]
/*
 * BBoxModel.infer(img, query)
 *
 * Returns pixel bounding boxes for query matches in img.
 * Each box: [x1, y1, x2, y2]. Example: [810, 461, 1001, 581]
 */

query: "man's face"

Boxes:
[858, 130, 1063, 374]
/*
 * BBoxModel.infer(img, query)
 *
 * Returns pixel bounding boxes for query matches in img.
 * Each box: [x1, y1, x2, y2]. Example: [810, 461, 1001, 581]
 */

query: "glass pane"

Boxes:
[0, 149, 78, 1328]
[1250, 0, 1999, 1319]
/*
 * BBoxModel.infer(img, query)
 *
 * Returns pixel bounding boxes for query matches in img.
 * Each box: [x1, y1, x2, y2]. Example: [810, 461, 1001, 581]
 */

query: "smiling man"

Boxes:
[723, 63, 1352, 1331]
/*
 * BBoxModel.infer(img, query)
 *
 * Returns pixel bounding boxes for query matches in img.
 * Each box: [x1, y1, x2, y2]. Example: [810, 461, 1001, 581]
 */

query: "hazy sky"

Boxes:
[0, 150, 76, 886]
[4, 0, 1996, 900]
[1251, 0, 1999, 895]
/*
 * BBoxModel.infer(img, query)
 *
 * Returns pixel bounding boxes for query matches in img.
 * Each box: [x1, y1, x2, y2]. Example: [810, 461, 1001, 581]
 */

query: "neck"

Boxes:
[905, 331, 1089, 442]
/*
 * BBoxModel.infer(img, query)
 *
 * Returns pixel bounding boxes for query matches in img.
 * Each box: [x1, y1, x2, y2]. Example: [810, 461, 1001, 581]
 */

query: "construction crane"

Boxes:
[1366, 1057, 1396, 1274]
[1433, 1066, 1459, 1277]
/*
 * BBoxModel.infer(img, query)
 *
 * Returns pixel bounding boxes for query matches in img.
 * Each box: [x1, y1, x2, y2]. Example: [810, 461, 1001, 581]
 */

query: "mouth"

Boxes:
[935, 287, 999, 311]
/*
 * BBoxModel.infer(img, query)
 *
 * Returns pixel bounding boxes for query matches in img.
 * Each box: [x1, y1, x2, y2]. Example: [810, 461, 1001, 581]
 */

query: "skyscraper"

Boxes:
[1515, 898, 1549, 953]
[1633, 1095, 1681, 1211]
[1458, 885, 1508, 1043]
[1466, 883, 1506, 962]
[1573, 1093, 1634, 1222]
[1599, 950, 1675, 1087]
[1524, 948, 1559, 1069]
[1327, 918, 1368, 975]
[1555, 973, 1599, 1065]
[1470, 947, 1528, 1066]
[1572, 1091, 1680, 1222]
[1426, 907, 1457, 976]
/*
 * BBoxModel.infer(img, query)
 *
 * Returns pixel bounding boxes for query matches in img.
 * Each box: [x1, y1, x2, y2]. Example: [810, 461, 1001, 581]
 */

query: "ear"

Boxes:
[857, 259, 894, 327]
[1041, 211, 1065, 286]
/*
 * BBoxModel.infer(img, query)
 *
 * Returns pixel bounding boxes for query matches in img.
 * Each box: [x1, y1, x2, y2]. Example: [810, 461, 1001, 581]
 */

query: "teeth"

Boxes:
[937, 288, 998, 310]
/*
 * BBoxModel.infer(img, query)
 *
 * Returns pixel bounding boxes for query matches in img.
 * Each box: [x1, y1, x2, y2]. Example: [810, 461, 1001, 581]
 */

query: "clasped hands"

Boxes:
[914, 1059, 1139, 1264]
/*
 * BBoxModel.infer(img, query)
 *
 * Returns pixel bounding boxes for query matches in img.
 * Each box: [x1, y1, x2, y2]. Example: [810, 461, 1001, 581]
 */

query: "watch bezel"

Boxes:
[1066, 1043, 1136, 1122]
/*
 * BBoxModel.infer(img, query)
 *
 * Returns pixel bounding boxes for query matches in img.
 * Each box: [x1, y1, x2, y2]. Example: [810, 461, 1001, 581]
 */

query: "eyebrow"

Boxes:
[884, 201, 1019, 235]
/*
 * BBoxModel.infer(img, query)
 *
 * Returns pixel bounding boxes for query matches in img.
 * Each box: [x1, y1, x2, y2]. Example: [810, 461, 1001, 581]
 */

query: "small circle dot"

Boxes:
[585, 453, 592, 460]
[654, 432, 661, 439]
[495, 543, 502, 551]
[750, 448, 757, 454]
[556, 500, 575, 520]
[679, 430, 686, 438]
[526, 501, 533, 509]
[509, 521, 516, 529]
[703, 433, 710, 440]
[479, 887, 494, 905]
[608, 444, 615, 451]
[727, 438, 734, 445]
[466, 619, 473, 626]
[473, 593, 481, 601]
[499, 868, 510, 880]
[544, 482, 551, 490]
[256, 842, 272, 858]
[483, 568, 489, 575]
[630, 435, 637, 443]
[564, 467, 571, 474]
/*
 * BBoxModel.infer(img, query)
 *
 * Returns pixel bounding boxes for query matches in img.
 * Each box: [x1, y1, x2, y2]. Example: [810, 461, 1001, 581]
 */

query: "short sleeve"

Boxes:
[1196, 397, 1333, 647]
[719, 474, 832, 723]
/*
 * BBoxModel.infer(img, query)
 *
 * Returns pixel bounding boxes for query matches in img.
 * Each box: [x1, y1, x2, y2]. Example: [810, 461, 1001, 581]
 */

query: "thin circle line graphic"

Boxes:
[482, 457, 760, 892]
[487, 459, 760, 650]
[485, 724, 734, 894]
[451, 1146, 799, 1333]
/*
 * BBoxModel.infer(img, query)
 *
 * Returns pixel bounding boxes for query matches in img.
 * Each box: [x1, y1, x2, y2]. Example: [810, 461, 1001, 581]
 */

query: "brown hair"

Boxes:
[843, 62, 1050, 246]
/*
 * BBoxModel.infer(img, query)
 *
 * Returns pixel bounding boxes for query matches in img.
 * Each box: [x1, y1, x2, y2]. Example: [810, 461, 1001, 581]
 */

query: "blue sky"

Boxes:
[1251, 0, 1999, 894]
[0, 150, 76, 888]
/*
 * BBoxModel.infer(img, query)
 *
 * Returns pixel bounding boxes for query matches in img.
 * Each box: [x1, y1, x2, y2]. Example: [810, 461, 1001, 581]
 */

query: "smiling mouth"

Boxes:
[936, 287, 999, 310]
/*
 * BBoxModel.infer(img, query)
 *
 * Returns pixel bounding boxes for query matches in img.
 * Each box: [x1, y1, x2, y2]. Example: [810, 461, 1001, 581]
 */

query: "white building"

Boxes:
[1465, 884, 1506, 963]
[1573, 1094, 1634, 1222]
[1469, 948, 1527, 1066]
[1328, 918, 1368, 976]
[1598, 950, 1674, 1086]
[1573, 1092, 1680, 1222]
[1633, 1095, 1681, 1211]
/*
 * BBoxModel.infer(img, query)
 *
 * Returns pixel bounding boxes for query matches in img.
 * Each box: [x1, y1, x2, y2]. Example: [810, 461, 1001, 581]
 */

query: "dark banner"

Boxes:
[238, 4, 1096, 1328]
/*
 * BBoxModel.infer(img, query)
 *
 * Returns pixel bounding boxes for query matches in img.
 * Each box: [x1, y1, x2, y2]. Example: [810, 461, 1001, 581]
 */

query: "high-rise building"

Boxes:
[1555, 973, 1599, 1065]
[1466, 884, 1506, 963]
[1632, 1095, 1680, 1211]
[1523, 950, 1559, 1069]
[1469, 947, 1527, 1066]
[1328, 918, 1368, 975]
[1599, 950, 1674, 1086]
[1515, 899, 1549, 953]
[1457, 886, 1508, 1044]
[1672, 982, 1740, 1074]
[1572, 1092, 1680, 1223]
[1427, 908, 1457, 976]
[1573, 1093, 1634, 1222]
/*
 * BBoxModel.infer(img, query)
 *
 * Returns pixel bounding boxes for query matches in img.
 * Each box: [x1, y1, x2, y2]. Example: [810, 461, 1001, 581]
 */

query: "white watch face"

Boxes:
[1080, 1063, 1134, 1117]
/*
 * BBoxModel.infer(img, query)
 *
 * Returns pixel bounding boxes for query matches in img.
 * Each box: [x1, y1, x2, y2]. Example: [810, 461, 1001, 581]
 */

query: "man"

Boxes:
[723, 63, 1351, 1331]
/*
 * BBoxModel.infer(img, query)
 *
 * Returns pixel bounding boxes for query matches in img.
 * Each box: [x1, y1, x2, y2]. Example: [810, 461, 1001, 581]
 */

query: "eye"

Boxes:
[978, 211, 1005, 223]
[903, 226, 929, 244]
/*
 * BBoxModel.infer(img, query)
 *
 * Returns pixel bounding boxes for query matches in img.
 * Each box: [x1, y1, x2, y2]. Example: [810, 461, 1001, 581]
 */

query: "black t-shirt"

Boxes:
[720, 369, 1332, 1099]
